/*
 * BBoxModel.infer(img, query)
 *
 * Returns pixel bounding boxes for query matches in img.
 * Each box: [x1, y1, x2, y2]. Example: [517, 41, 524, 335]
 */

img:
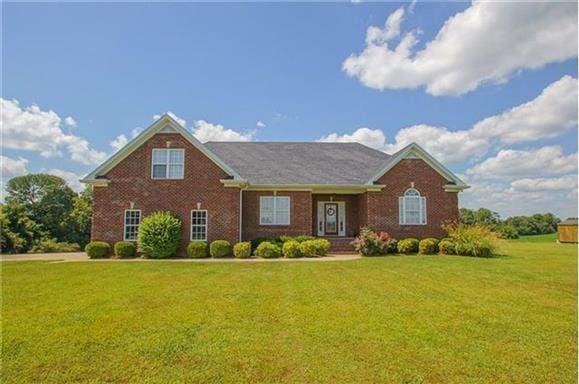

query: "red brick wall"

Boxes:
[92, 133, 240, 254]
[311, 194, 360, 237]
[241, 191, 312, 240]
[366, 159, 459, 239]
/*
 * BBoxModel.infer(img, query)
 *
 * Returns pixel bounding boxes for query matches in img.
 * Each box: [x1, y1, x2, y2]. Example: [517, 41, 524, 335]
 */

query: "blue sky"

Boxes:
[2, 1, 578, 218]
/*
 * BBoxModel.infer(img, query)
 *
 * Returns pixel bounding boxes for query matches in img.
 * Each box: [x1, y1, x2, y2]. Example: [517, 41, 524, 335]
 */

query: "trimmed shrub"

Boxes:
[444, 224, 498, 258]
[298, 240, 319, 257]
[419, 238, 439, 255]
[397, 238, 419, 254]
[187, 241, 209, 258]
[233, 242, 251, 259]
[254, 241, 282, 258]
[439, 239, 455, 255]
[210, 240, 231, 258]
[282, 240, 302, 258]
[251, 237, 282, 251]
[312, 239, 330, 256]
[85, 241, 110, 259]
[138, 211, 181, 258]
[280, 235, 316, 243]
[114, 241, 136, 258]
[30, 239, 80, 253]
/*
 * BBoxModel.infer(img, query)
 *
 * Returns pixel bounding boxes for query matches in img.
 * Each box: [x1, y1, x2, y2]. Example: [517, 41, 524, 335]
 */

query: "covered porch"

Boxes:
[312, 193, 366, 252]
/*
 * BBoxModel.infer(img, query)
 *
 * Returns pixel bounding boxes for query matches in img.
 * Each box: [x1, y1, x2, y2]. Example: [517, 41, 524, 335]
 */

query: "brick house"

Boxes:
[82, 114, 469, 252]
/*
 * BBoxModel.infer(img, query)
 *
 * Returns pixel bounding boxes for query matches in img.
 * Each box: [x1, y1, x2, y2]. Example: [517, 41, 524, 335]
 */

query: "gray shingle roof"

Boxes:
[205, 142, 392, 185]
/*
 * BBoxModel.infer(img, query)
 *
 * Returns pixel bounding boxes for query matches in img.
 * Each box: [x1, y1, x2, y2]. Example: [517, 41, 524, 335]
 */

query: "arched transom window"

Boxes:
[399, 188, 426, 225]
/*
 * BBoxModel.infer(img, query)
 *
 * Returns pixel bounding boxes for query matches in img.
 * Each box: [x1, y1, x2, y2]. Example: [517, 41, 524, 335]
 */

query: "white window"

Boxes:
[191, 210, 208, 241]
[124, 209, 141, 240]
[151, 148, 184, 179]
[260, 196, 290, 225]
[399, 188, 426, 225]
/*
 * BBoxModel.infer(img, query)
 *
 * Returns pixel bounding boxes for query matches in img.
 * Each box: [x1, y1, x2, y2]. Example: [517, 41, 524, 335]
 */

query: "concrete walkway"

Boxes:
[1, 252, 361, 263]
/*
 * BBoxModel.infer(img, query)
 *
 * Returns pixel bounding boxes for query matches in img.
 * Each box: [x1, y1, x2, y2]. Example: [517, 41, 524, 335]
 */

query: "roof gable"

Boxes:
[81, 114, 241, 183]
[368, 143, 468, 189]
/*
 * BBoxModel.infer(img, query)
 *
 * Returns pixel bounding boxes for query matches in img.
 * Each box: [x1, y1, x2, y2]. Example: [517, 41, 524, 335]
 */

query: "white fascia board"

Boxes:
[226, 183, 385, 193]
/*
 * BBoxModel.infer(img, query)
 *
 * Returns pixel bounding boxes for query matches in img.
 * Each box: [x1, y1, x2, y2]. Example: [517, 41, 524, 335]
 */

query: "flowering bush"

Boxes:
[351, 227, 396, 256]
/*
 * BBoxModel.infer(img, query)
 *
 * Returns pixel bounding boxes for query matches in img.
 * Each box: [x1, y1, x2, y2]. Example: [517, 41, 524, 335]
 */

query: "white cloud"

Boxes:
[383, 124, 489, 164]
[256, 121, 266, 128]
[109, 127, 143, 152]
[48, 169, 85, 193]
[366, 7, 405, 44]
[467, 146, 577, 179]
[320, 76, 577, 164]
[319, 127, 386, 150]
[343, 2, 577, 95]
[153, 111, 187, 127]
[0, 155, 29, 178]
[0, 98, 107, 165]
[510, 175, 578, 192]
[63, 116, 77, 127]
[471, 75, 578, 143]
[192, 120, 254, 143]
[460, 175, 578, 218]
[109, 135, 129, 152]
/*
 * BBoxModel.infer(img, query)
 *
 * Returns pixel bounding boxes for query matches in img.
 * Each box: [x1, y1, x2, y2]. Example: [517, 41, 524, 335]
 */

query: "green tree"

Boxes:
[0, 202, 47, 253]
[62, 188, 93, 246]
[5, 174, 76, 241]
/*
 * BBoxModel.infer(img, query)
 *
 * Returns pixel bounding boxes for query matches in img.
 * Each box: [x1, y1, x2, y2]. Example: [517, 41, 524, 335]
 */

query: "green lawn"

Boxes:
[513, 232, 558, 243]
[2, 241, 577, 383]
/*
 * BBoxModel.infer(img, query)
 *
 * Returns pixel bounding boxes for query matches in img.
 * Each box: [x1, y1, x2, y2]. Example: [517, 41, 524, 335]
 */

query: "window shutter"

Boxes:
[421, 197, 427, 224]
[398, 197, 404, 225]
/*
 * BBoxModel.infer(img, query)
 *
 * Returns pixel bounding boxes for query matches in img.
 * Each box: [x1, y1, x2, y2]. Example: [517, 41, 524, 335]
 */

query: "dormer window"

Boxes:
[151, 148, 184, 179]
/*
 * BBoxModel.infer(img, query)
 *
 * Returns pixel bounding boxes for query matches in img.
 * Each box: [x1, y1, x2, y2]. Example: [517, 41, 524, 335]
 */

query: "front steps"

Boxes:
[325, 237, 356, 253]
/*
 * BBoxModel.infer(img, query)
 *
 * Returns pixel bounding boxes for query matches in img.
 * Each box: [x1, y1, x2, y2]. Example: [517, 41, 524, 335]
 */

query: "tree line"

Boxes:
[1, 174, 92, 253]
[459, 208, 561, 239]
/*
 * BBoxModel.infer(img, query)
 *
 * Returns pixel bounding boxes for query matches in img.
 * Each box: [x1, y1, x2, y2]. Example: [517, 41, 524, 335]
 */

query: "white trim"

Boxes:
[81, 114, 241, 184]
[123, 209, 141, 241]
[259, 196, 290, 226]
[223, 183, 385, 193]
[190, 209, 208, 241]
[317, 201, 346, 236]
[398, 188, 427, 226]
[368, 143, 469, 190]
[151, 148, 185, 180]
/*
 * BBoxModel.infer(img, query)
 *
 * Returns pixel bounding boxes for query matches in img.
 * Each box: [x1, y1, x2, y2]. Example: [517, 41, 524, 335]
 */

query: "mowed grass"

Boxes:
[2, 241, 577, 383]
[513, 233, 558, 243]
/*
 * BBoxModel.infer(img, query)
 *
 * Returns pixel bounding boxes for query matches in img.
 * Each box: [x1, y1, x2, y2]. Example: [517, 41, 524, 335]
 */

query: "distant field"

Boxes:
[2, 241, 577, 383]
[514, 233, 558, 242]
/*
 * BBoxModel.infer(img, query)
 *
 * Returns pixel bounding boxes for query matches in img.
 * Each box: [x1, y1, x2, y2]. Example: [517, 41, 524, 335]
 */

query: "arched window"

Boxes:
[399, 188, 426, 225]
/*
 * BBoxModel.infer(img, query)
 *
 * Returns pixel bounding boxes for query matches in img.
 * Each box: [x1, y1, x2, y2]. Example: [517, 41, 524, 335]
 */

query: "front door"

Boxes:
[324, 203, 338, 235]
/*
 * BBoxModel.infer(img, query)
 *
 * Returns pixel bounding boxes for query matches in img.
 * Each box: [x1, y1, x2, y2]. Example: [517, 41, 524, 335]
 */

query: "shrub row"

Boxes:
[85, 237, 332, 259]
[352, 225, 497, 257]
